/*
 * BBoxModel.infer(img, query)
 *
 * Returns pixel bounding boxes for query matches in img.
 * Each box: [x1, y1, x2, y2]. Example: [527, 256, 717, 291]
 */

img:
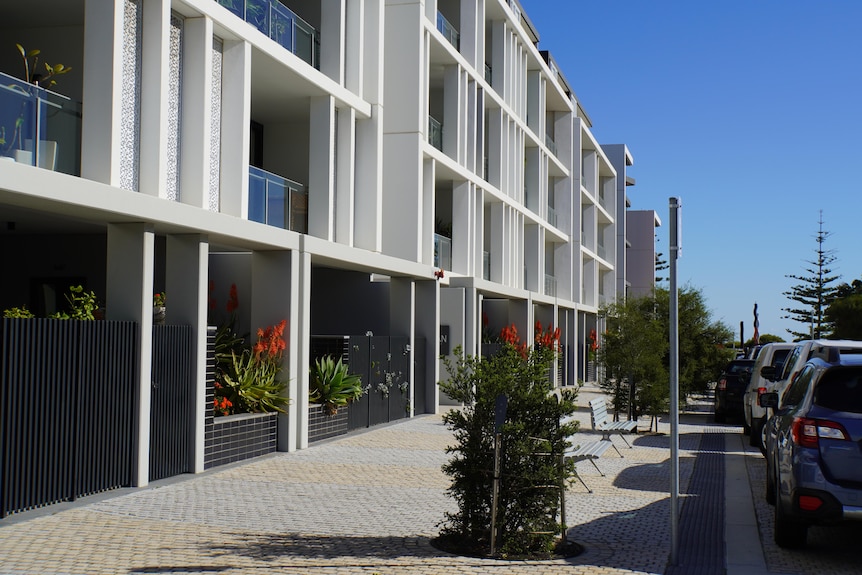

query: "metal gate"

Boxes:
[149, 325, 195, 481]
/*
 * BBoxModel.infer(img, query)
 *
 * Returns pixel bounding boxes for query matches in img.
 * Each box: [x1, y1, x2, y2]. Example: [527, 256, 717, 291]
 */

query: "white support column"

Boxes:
[345, 0, 364, 94]
[335, 106, 356, 246]
[460, 0, 480, 69]
[220, 39, 251, 218]
[106, 223, 155, 487]
[355, 108, 383, 252]
[490, 202, 505, 283]
[525, 223, 540, 292]
[453, 180, 472, 275]
[251, 250, 298, 451]
[443, 65, 462, 160]
[309, 95, 336, 241]
[294, 249, 312, 449]
[139, 0, 171, 197]
[165, 234, 209, 472]
[321, 0, 346, 85]
[81, 0, 125, 186]
[180, 18, 213, 209]
[423, 158, 436, 265]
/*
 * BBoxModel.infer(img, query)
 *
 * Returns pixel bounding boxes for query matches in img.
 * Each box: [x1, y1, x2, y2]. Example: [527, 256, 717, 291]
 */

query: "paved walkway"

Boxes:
[1, 387, 859, 574]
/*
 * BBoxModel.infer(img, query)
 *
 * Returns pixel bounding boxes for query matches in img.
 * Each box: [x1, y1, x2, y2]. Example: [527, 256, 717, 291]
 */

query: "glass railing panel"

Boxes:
[483, 251, 490, 280]
[0, 72, 81, 175]
[248, 165, 307, 232]
[218, 0, 320, 69]
[545, 274, 557, 297]
[428, 116, 443, 151]
[545, 133, 557, 156]
[547, 205, 557, 228]
[436, 12, 460, 50]
[434, 233, 452, 270]
[484, 63, 492, 85]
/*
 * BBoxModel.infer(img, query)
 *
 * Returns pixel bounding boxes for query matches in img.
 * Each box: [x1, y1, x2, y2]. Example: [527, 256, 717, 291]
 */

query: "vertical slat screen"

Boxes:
[1, 319, 137, 518]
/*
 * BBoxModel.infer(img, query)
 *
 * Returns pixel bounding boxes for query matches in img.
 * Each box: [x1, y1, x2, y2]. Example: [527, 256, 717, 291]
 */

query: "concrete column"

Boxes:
[460, 0, 480, 69]
[443, 65, 462, 161]
[362, 0, 383, 104]
[251, 250, 298, 451]
[335, 106, 356, 246]
[219, 39, 251, 218]
[321, 0, 346, 85]
[525, 223, 540, 293]
[490, 202, 505, 283]
[423, 158, 436, 265]
[345, 0, 364, 94]
[165, 234, 209, 472]
[139, 0, 171, 197]
[355, 107, 383, 253]
[452, 180, 472, 275]
[106, 222, 155, 487]
[309, 95, 336, 241]
[415, 279, 440, 414]
[179, 18, 213, 209]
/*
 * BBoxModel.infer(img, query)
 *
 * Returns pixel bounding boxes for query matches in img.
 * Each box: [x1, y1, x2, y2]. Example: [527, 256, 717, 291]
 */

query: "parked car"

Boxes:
[714, 358, 755, 423]
[767, 340, 862, 413]
[743, 342, 794, 448]
[760, 349, 862, 548]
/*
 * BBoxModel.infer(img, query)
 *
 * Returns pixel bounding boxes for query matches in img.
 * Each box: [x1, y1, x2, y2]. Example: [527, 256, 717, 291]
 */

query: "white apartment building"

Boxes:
[0, 0, 643, 494]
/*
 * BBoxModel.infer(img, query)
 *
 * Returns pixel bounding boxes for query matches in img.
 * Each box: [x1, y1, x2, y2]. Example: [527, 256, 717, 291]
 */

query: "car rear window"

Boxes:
[726, 361, 754, 374]
[814, 367, 862, 413]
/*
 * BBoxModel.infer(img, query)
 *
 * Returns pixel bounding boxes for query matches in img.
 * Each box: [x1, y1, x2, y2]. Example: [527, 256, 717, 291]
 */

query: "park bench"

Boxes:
[589, 397, 638, 455]
[557, 413, 614, 494]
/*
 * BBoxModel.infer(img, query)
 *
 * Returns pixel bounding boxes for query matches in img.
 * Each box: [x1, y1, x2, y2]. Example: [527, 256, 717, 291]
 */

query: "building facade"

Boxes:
[0, 0, 653, 496]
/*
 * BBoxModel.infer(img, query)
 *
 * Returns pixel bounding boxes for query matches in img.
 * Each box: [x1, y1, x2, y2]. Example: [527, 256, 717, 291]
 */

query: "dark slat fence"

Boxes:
[0, 319, 137, 518]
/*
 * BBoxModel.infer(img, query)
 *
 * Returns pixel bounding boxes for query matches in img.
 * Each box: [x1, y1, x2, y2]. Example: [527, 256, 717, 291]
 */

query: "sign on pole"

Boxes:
[669, 197, 681, 565]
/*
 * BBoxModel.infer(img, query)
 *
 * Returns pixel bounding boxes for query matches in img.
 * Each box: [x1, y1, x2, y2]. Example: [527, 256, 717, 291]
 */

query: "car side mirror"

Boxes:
[760, 365, 776, 381]
[759, 392, 779, 408]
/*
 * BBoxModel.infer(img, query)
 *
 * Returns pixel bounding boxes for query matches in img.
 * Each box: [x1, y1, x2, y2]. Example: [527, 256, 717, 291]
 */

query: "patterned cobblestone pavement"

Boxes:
[1, 388, 859, 574]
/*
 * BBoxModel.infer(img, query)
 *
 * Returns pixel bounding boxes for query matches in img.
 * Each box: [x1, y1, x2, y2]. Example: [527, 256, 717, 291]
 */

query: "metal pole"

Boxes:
[490, 432, 501, 555]
[668, 197, 682, 565]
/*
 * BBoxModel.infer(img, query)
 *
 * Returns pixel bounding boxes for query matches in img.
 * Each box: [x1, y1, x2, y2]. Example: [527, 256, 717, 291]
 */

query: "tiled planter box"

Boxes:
[205, 412, 278, 469]
[308, 404, 348, 442]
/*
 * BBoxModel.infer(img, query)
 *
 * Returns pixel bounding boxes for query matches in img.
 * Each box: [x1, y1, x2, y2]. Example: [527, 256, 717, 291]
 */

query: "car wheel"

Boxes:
[748, 418, 766, 447]
[759, 419, 769, 456]
[765, 456, 775, 505]
[774, 474, 807, 549]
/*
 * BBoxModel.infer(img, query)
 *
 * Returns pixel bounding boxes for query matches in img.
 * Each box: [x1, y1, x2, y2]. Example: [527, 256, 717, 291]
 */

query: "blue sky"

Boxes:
[520, 0, 862, 341]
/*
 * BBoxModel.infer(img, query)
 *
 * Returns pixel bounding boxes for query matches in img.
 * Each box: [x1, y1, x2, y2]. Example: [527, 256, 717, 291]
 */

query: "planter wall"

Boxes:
[308, 404, 348, 442]
[205, 412, 278, 470]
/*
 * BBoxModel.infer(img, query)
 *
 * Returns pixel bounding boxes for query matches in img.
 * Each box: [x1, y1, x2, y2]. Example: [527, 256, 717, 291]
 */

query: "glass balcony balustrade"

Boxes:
[436, 12, 460, 50]
[433, 233, 452, 270]
[483, 250, 490, 280]
[248, 165, 308, 233]
[484, 63, 492, 85]
[218, 0, 320, 69]
[545, 133, 557, 156]
[0, 71, 80, 175]
[428, 116, 443, 151]
[547, 205, 557, 228]
[545, 274, 557, 297]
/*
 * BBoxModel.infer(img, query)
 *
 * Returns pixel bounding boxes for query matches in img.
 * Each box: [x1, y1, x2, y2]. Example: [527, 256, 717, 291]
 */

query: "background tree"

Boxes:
[782, 212, 840, 340]
[598, 295, 667, 427]
[826, 277, 862, 339]
[745, 333, 784, 347]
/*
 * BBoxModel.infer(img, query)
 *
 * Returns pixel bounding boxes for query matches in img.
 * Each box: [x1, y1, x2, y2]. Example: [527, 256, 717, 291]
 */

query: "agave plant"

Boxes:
[309, 355, 363, 415]
[221, 349, 290, 414]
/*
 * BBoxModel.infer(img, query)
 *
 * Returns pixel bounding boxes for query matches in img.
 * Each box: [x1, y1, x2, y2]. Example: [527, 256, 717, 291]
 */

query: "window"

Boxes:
[814, 367, 862, 413]
[782, 366, 814, 407]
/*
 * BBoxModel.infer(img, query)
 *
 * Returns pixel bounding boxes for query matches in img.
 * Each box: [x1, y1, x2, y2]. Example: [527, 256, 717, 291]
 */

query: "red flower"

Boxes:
[226, 284, 239, 313]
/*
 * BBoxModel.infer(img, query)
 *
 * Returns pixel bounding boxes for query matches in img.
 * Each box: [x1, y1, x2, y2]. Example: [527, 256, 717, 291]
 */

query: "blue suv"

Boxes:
[760, 350, 862, 548]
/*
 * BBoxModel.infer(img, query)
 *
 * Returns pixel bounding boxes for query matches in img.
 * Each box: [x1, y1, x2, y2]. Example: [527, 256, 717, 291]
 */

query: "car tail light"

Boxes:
[791, 417, 850, 448]
[798, 495, 823, 511]
[717, 378, 727, 391]
[757, 387, 767, 396]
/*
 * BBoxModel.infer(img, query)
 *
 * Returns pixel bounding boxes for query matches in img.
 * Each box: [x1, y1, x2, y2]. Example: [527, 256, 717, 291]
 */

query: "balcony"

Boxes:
[0, 71, 81, 175]
[545, 274, 557, 297]
[428, 116, 443, 151]
[219, 0, 320, 69]
[248, 165, 308, 232]
[436, 12, 460, 50]
[433, 233, 452, 270]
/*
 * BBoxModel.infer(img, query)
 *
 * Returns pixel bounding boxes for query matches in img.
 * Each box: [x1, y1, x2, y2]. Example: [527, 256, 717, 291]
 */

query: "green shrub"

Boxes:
[438, 340, 578, 558]
[3, 306, 35, 318]
[309, 355, 363, 415]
